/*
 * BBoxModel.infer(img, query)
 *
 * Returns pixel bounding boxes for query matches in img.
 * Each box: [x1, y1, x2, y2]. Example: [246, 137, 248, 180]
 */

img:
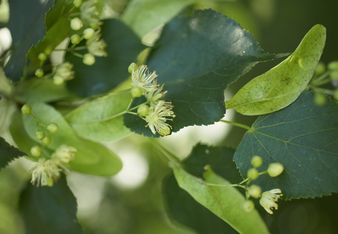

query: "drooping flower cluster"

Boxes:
[128, 63, 175, 136]
[259, 189, 283, 214]
[29, 158, 60, 187]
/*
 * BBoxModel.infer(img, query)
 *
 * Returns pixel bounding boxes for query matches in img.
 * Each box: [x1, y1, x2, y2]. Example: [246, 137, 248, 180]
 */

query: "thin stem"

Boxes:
[73, 46, 87, 51]
[72, 52, 84, 58]
[312, 71, 330, 85]
[149, 139, 182, 165]
[220, 120, 251, 131]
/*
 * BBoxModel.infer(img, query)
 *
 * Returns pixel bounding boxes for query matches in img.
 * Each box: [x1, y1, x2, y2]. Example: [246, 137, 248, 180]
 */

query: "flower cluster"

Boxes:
[243, 155, 284, 214]
[29, 158, 60, 186]
[128, 63, 175, 136]
[53, 62, 75, 85]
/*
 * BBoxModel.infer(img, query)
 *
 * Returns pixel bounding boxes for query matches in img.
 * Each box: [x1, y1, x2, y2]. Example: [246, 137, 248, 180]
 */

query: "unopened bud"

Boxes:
[70, 34, 81, 45]
[21, 104, 32, 115]
[128, 63, 138, 73]
[38, 53, 47, 61]
[315, 62, 326, 75]
[35, 68, 44, 78]
[35, 130, 46, 140]
[131, 86, 143, 98]
[137, 104, 150, 116]
[44, 46, 52, 56]
[267, 162, 284, 177]
[83, 53, 95, 65]
[47, 123, 58, 133]
[248, 185, 262, 198]
[328, 61, 338, 71]
[314, 93, 326, 106]
[70, 17, 83, 31]
[53, 75, 64, 85]
[243, 200, 255, 212]
[73, 0, 82, 8]
[42, 136, 52, 145]
[31, 146, 42, 157]
[251, 156, 262, 168]
[247, 168, 259, 180]
[83, 28, 95, 40]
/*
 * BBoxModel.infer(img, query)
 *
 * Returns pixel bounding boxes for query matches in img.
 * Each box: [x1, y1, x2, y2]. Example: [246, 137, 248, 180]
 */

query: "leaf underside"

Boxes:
[234, 90, 338, 199]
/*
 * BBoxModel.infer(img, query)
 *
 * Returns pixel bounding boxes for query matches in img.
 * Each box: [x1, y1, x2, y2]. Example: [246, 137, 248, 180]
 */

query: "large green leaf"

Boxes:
[65, 90, 132, 142]
[4, 0, 55, 81]
[124, 9, 280, 137]
[19, 174, 84, 234]
[234, 90, 338, 199]
[121, 0, 195, 38]
[65, 19, 145, 97]
[21, 102, 122, 176]
[172, 164, 269, 234]
[0, 136, 25, 171]
[163, 144, 243, 234]
[226, 24, 326, 115]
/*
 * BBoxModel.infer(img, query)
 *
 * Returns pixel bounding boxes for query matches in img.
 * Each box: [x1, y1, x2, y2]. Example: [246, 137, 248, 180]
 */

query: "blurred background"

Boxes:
[1, 0, 338, 233]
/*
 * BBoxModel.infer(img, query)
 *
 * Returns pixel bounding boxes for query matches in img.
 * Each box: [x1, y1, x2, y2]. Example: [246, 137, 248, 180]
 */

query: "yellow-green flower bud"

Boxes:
[38, 53, 47, 61]
[137, 104, 150, 116]
[243, 200, 255, 212]
[47, 123, 58, 133]
[31, 146, 42, 157]
[35, 68, 44, 78]
[315, 62, 326, 75]
[131, 86, 143, 98]
[70, 17, 83, 31]
[42, 136, 52, 145]
[248, 185, 262, 198]
[251, 156, 262, 168]
[314, 93, 326, 106]
[73, 0, 82, 8]
[328, 61, 338, 71]
[53, 75, 64, 85]
[128, 63, 138, 73]
[247, 168, 259, 180]
[35, 130, 45, 140]
[83, 53, 95, 65]
[70, 34, 81, 45]
[44, 46, 52, 56]
[83, 28, 95, 40]
[267, 162, 284, 177]
[21, 104, 32, 115]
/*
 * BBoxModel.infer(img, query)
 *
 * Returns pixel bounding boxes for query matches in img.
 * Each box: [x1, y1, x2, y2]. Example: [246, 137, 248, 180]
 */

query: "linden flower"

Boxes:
[259, 189, 283, 214]
[132, 65, 158, 93]
[80, 0, 100, 27]
[86, 31, 107, 57]
[29, 158, 60, 186]
[144, 85, 167, 107]
[51, 145, 77, 164]
[145, 101, 175, 136]
[55, 62, 74, 81]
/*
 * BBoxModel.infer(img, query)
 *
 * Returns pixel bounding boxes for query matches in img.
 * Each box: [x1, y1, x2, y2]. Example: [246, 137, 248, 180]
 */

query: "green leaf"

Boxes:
[124, 9, 280, 137]
[65, 90, 132, 142]
[234, 90, 338, 199]
[172, 164, 269, 234]
[4, 0, 55, 81]
[0, 136, 25, 171]
[226, 24, 326, 115]
[21, 102, 123, 176]
[121, 0, 195, 38]
[65, 19, 145, 97]
[19, 174, 84, 234]
[163, 144, 243, 234]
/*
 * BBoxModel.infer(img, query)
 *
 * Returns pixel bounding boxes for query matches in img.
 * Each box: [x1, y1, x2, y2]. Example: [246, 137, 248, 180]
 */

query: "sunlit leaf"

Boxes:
[0, 136, 25, 171]
[121, 0, 195, 38]
[65, 90, 132, 142]
[124, 9, 280, 137]
[65, 19, 145, 97]
[19, 174, 84, 234]
[234, 90, 338, 199]
[4, 0, 55, 81]
[163, 144, 242, 234]
[226, 24, 326, 115]
[21, 102, 122, 176]
[172, 164, 269, 234]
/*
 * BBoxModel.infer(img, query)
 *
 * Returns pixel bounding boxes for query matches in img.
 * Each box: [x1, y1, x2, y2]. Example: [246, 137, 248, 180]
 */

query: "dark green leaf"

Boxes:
[163, 144, 242, 234]
[4, 0, 55, 81]
[0, 136, 25, 171]
[124, 9, 280, 137]
[19, 174, 84, 234]
[234, 90, 338, 199]
[65, 19, 145, 97]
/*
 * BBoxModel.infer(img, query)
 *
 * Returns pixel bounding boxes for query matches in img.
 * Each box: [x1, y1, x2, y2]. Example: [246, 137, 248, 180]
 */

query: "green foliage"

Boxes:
[227, 25, 326, 115]
[124, 9, 280, 136]
[4, 0, 55, 81]
[0, 136, 25, 171]
[65, 19, 145, 97]
[19, 174, 84, 234]
[234, 90, 338, 199]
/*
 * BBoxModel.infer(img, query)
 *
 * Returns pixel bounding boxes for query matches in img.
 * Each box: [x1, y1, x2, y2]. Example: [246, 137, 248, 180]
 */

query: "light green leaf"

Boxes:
[172, 164, 269, 234]
[21, 102, 122, 176]
[234, 90, 338, 199]
[65, 90, 132, 142]
[226, 24, 326, 115]
[121, 0, 195, 38]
